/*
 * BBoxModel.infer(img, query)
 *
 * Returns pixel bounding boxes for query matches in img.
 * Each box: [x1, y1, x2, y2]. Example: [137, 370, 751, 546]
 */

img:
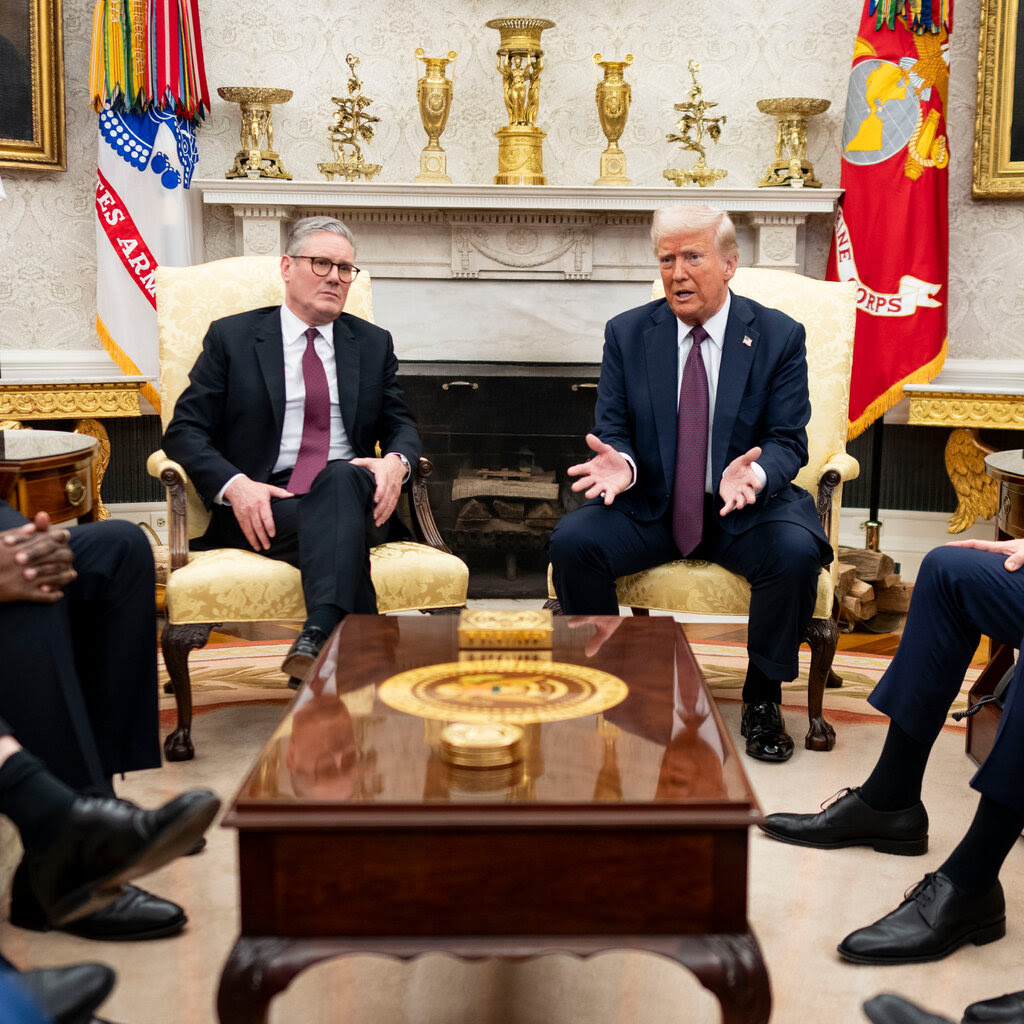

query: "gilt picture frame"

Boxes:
[0, 0, 66, 171]
[973, 0, 1024, 197]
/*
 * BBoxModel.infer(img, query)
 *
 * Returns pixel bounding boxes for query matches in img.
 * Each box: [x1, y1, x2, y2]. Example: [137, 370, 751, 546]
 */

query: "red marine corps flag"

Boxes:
[827, 0, 952, 439]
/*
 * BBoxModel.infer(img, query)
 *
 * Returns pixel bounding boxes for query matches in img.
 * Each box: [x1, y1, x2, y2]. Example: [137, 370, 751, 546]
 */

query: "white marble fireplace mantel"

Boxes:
[198, 180, 841, 363]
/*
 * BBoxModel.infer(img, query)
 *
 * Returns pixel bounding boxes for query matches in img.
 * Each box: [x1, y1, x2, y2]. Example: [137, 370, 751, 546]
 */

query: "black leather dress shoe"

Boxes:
[740, 701, 794, 762]
[863, 993, 955, 1024]
[838, 872, 1005, 964]
[962, 989, 1024, 1023]
[759, 788, 929, 855]
[19, 789, 219, 926]
[11, 879, 187, 941]
[280, 626, 329, 681]
[15, 962, 116, 1024]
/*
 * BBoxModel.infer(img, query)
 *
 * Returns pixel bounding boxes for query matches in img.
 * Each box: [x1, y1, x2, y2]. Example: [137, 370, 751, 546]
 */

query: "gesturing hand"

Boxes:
[719, 446, 763, 515]
[566, 433, 632, 506]
[224, 476, 293, 551]
[0, 511, 75, 603]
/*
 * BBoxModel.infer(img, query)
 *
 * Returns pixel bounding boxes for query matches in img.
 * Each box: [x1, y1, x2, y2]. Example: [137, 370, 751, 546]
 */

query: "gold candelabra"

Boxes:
[414, 48, 457, 183]
[487, 17, 555, 186]
[318, 54, 382, 182]
[593, 53, 633, 185]
[663, 61, 727, 188]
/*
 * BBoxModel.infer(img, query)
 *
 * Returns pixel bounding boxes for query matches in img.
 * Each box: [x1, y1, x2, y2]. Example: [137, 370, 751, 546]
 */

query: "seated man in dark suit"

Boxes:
[760, 537, 1024, 969]
[549, 203, 832, 762]
[163, 215, 421, 685]
[0, 501, 219, 941]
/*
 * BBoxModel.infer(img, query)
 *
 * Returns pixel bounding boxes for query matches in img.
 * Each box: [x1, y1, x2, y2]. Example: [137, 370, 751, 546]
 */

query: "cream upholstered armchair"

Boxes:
[148, 255, 469, 761]
[549, 267, 859, 751]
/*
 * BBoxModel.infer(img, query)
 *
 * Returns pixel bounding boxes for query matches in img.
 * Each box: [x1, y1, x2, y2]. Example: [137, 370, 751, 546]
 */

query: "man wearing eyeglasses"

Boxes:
[163, 216, 421, 684]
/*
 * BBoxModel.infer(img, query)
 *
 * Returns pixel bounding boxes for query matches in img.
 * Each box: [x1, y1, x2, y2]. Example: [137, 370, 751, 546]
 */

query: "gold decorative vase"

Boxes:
[487, 16, 555, 186]
[219, 87, 293, 180]
[414, 48, 457, 184]
[593, 53, 633, 185]
[756, 97, 830, 188]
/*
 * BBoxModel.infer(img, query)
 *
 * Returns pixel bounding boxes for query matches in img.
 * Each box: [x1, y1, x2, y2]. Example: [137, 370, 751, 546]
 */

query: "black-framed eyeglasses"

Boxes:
[292, 255, 361, 282]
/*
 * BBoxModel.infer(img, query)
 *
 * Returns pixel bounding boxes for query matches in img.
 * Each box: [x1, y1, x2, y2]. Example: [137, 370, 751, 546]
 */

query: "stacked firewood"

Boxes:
[836, 547, 913, 625]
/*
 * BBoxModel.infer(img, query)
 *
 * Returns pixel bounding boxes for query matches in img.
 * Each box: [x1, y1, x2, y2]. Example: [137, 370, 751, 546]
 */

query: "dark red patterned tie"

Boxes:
[287, 327, 331, 495]
[672, 324, 710, 556]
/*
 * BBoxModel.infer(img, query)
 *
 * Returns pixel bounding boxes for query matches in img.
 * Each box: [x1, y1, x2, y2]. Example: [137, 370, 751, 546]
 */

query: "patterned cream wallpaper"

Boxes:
[1, 0, 1021, 363]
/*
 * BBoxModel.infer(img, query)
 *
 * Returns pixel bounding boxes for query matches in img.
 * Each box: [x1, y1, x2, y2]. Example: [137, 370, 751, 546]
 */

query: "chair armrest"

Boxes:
[815, 452, 860, 542]
[146, 449, 191, 571]
[409, 457, 453, 553]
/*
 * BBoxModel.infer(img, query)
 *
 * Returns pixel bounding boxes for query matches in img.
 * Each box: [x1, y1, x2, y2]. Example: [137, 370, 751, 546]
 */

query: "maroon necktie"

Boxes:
[671, 324, 710, 556]
[287, 327, 331, 495]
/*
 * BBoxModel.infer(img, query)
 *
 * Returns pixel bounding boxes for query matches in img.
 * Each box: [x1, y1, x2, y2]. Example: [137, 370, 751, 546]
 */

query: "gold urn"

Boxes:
[593, 53, 633, 185]
[487, 16, 555, 186]
[414, 48, 457, 183]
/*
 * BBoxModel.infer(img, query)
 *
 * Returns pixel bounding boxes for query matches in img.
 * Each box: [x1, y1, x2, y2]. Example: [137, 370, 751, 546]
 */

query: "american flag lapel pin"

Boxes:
[742, 335, 753, 347]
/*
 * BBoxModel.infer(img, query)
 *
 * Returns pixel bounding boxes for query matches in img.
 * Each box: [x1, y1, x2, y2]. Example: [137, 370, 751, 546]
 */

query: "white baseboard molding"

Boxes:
[838, 506, 993, 582]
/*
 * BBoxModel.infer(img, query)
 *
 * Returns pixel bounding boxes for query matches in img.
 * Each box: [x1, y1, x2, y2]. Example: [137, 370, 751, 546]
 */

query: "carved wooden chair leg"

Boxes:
[161, 622, 216, 762]
[803, 615, 838, 751]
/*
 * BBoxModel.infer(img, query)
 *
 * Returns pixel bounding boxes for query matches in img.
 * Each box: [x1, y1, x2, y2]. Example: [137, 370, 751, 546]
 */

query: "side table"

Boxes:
[0, 378, 147, 519]
[0, 429, 100, 524]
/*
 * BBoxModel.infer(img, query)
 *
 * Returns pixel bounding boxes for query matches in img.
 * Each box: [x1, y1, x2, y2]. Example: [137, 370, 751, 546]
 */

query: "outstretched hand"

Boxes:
[0, 511, 75, 603]
[946, 536, 1024, 572]
[719, 446, 763, 515]
[566, 433, 632, 505]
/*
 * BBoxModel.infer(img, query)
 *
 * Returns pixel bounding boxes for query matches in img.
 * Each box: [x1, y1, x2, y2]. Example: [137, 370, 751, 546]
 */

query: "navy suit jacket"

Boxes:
[594, 291, 825, 543]
[163, 305, 422, 509]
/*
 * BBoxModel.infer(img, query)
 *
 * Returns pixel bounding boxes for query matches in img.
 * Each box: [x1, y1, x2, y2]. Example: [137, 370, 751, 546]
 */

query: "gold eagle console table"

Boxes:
[904, 379, 1024, 533]
[0, 378, 147, 519]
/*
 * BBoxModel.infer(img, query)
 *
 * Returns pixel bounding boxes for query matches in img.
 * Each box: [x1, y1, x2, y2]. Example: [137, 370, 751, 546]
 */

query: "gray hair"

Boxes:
[285, 216, 356, 256]
[651, 204, 738, 260]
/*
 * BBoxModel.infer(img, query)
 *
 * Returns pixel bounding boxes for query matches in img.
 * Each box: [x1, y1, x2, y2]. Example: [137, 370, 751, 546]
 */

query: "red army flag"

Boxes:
[827, 0, 952, 439]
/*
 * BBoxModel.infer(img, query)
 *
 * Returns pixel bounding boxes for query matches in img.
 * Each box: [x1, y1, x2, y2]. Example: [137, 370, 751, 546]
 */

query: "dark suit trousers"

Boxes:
[0, 519, 161, 792]
[869, 545, 1024, 818]
[549, 500, 821, 683]
[200, 461, 384, 616]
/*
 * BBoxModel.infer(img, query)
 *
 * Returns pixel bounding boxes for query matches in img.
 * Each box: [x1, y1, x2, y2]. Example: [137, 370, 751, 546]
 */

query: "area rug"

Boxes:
[157, 639, 981, 727]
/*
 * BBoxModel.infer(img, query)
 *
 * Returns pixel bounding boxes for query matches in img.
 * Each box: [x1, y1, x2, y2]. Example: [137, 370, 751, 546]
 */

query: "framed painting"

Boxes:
[974, 0, 1024, 197]
[0, 0, 66, 171]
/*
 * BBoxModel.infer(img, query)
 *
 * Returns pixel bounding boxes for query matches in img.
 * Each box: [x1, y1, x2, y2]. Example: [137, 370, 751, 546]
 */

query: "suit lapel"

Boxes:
[711, 292, 758, 481]
[643, 302, 681, 495]
[332, 315, 360, 440]
[254, 310, 286, 442]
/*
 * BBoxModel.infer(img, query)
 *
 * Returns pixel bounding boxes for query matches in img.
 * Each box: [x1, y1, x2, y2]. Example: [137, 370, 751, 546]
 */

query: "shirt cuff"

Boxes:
[618, 452, 637, 491]
[216, 473, 244, 505]
[750, 461, 767, 491]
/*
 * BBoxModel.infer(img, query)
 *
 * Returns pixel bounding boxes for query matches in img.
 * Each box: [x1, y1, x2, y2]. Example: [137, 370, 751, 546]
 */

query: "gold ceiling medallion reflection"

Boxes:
[219, 87, 293, 179]
[379, 659, 628, 724]
[318, 54, 382, 182]
[663, 60, 727, 188]
[414, 48, 457, 183]
[756, 97, 830, 188]
[593, 53, 633, 185]
[487, 17, 556, 185]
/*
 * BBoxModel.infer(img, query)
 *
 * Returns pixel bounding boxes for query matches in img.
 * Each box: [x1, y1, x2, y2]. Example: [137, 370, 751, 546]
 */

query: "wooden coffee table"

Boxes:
[218, 615, 768, 1023]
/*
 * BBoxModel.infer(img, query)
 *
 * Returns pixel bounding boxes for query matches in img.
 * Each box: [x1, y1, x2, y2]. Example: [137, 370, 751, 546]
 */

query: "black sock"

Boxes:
[940, 795, 1024, 895]
[0, 751, 76, 852]
[858, 720, 931, 811]
[742, 661, 783, 705]
[304, 604, 344, 636]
